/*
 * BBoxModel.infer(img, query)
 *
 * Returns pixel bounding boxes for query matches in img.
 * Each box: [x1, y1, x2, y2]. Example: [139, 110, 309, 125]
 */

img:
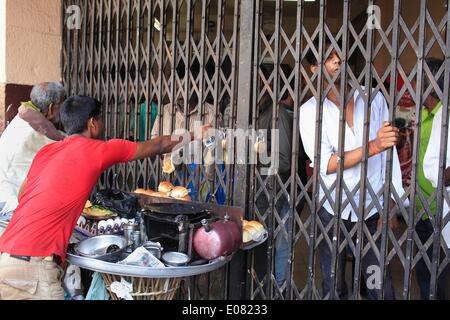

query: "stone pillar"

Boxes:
[0, 0, 61, 133]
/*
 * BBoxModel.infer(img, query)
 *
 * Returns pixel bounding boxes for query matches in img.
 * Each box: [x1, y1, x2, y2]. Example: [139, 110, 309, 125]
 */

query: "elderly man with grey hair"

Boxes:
[0, 82, 66, 223]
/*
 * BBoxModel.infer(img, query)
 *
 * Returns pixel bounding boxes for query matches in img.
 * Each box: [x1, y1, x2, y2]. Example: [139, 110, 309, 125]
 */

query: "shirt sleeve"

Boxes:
[299, 100, 334, 176]
[423, 107, 450, 248]
[100, 139, 139, 171]
[424, 107, 445, 188]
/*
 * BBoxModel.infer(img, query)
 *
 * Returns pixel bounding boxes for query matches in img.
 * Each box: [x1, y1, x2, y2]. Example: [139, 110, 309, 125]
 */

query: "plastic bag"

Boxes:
[85, 272, 110, 300]
[94, 189, 139, 219]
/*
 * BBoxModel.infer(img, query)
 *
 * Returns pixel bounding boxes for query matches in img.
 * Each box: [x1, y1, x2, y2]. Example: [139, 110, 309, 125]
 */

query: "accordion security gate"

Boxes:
[62, 0, 450, 300]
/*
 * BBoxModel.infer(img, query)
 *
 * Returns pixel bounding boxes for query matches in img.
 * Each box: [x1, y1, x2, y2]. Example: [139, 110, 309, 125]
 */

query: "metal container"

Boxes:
[74, 235, 131, 262]
[123, 223, 138, 251]
[161, 251, 190, 267]
[131, 230, 142, 250]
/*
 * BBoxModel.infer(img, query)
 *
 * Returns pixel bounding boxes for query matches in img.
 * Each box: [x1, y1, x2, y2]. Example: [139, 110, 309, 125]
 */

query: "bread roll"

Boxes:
[158, 181, 174, 193]
[151, 191, 171, 198]
[172, 194, 192, 202]
[243, 229, 253, 243]
[169, 186, 190, 198]
[243, 224, 266, 242]
[246, 220, 264, 231]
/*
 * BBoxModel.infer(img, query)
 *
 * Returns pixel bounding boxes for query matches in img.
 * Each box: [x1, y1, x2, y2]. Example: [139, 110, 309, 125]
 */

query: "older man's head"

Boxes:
[30, 82, 67, 125]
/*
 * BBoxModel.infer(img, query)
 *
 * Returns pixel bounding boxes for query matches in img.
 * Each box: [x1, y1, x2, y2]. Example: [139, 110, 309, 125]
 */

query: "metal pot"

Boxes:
[193, 216, 242, 260]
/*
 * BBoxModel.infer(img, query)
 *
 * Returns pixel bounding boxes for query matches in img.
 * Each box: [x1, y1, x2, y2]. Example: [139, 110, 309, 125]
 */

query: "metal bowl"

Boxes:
[161, 251, 190, 267]
[74, 235, 131, 262]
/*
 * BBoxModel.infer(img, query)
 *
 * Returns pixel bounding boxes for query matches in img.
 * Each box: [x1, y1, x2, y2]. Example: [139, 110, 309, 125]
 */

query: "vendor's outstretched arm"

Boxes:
[131, 124, 211, 161]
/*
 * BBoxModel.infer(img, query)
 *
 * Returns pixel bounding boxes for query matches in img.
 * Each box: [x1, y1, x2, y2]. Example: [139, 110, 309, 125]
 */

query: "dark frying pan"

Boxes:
[142, 202, 209, 215]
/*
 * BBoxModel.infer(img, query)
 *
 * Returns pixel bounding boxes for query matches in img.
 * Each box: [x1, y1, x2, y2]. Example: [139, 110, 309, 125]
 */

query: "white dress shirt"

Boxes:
[0, 116, 56, 214]
[423, 106, 450, 247]
[299, 89, 406, 221]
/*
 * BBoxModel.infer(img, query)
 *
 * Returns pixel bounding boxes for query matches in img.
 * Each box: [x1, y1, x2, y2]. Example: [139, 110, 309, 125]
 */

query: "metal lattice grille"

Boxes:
[62, 0, 450, 300]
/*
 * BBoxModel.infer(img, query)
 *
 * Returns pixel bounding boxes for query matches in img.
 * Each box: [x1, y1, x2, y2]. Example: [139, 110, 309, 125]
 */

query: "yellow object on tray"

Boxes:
[83, 200, 116, 218]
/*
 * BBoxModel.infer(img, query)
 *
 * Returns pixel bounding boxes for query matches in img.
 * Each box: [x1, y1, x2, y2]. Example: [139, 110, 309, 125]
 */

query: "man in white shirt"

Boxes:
[299, 39, 406, 299]
[0, 82, 66, 221]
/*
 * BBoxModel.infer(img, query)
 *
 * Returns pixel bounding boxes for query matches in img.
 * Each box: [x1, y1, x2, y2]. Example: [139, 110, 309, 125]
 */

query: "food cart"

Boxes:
[68, 191, 253, 300]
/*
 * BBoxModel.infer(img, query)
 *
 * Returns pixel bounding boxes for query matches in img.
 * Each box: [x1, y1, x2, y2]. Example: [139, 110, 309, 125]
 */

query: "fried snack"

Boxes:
[162, 154, 175, 174]
[85, 200, 93, 209]
[83, 205, 116, 217]
[158, 181, 174, 193]
[254, 141, 267, 154]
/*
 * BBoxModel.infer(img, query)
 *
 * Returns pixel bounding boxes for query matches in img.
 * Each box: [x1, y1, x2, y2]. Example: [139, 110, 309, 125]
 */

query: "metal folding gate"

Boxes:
[62, 0, 450, 300]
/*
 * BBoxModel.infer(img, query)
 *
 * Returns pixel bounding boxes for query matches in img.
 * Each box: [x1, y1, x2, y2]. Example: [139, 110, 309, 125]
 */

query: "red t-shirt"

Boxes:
[0, 136, 138, 263]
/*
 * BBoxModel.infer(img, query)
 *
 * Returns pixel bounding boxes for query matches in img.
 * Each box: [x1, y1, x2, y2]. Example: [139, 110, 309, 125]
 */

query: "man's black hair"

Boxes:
[424, 57, 445, 100]
[60, 95, 102, 135]
[304, 37, 336, 66]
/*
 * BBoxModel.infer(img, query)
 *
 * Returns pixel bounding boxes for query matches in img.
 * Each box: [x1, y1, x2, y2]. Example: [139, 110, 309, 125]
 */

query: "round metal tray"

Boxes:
[66, 252, 232, 278]
[241, 231, 268, 251]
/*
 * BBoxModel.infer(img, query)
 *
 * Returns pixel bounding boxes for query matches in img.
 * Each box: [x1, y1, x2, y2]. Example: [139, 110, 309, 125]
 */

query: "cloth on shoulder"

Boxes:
[18, 102, 66, 141]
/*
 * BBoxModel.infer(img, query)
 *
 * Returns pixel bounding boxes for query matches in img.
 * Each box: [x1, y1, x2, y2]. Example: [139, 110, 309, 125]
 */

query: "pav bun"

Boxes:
[170, 186, 190, 198]
[158, 181, 174, 193]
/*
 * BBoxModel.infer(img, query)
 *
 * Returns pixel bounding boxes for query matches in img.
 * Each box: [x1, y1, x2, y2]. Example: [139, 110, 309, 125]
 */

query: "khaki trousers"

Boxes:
[0, 253, 65, 300]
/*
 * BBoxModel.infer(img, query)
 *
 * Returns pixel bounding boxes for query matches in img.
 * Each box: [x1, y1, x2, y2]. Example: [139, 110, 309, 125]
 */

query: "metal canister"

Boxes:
[123, 223, 138, 252]
[131, 230, 142, 250]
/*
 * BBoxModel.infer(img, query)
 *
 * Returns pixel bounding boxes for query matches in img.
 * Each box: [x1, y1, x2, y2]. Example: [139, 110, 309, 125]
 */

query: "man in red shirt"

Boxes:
[0, 96, 211, 300]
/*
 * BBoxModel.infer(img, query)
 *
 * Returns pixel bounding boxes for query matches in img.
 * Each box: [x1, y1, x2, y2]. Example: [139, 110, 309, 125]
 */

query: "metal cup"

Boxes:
[123, 223, 138, 252]
[131, 231, 142, 250]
